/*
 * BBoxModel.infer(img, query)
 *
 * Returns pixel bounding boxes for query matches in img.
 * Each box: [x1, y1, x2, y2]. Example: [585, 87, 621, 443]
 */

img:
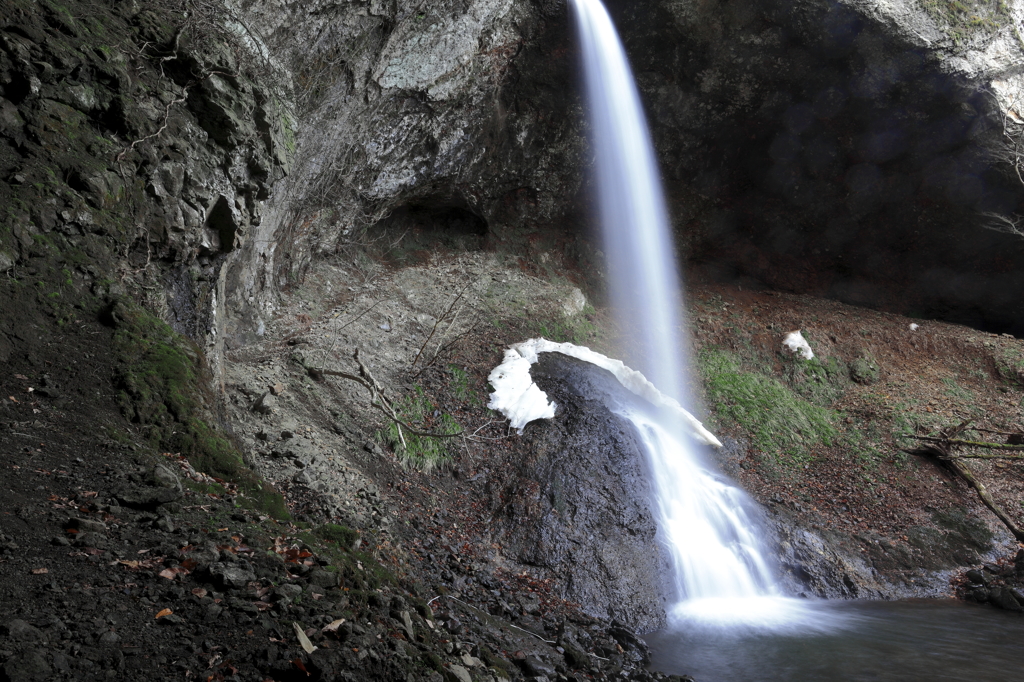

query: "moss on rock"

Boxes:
[104, 297, 288, 519]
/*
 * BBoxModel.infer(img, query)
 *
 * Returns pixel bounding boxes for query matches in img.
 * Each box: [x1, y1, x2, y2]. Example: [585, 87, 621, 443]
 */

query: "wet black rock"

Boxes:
[495, 352, 671, 633]
[989, 587, 1023, 612]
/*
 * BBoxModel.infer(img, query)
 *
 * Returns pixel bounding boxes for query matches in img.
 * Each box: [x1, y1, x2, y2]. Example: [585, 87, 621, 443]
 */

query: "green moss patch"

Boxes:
[919, 0, 1009, 44]
[106, 298, 288, 519]
[700, 348, 838, 464]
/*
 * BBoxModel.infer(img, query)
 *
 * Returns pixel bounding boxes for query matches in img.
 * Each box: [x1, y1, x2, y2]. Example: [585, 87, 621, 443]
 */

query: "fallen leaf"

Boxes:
[118, 560, 141, 570]
[292, 658, 310, 676]
[158, 568, 178, 580]
[191, 587, 208, 598]
[30, 568, 48, 575]
[14, 374, 27, 380]
[9, 396, 18, 403]
[155, 608, 173, 619]
[217, 527, 228, 532]
[322, 618, 346, 633]
[293, 622, 317, 654]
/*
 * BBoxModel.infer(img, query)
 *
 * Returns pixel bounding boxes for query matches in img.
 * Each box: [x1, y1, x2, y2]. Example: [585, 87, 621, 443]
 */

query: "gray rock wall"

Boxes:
[220, 0, 589, 349]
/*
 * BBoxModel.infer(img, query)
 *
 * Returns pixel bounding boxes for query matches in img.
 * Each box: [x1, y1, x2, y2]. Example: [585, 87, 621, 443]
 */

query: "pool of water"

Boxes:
[645, 599, 1024, 681]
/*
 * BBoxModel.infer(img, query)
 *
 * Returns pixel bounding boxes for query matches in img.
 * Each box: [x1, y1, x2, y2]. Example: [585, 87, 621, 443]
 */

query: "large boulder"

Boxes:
[493, 352, 672, 632]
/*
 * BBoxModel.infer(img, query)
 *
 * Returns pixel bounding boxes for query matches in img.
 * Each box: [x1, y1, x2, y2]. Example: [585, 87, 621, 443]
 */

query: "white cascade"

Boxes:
[568, 0, 801, 624]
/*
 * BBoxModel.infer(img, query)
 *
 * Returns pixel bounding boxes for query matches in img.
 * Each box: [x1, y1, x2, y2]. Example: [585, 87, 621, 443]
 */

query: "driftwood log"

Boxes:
[906, 421, 1024, 543]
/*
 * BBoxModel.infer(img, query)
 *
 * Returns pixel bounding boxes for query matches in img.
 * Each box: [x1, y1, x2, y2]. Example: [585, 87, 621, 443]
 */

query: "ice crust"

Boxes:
[487, 338, 722, 447]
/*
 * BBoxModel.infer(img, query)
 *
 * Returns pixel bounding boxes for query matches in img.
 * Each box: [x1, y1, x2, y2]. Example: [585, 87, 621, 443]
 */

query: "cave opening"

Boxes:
[368, 198, 489, 267]
[604, 0, 1024, 336]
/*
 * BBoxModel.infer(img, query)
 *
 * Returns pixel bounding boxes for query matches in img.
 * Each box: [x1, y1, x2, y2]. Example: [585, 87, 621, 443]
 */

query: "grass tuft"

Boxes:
[700, 348, 838, 464]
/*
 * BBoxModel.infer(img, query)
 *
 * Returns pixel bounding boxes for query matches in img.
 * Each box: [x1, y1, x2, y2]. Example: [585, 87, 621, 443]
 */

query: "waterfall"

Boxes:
[568, 0, 795, 624]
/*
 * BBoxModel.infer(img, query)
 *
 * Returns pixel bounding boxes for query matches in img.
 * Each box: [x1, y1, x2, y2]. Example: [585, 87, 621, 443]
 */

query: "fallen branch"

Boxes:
[313, 350, 464, 445]
[907, 421, 1024, 543]
[913, 435, 1024, 453]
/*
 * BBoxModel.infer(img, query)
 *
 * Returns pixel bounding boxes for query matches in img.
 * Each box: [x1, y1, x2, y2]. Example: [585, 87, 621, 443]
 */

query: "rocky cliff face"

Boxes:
[220, 0, 590, 352]
[6, 0, 1024, 364]
[612, 0, 1024, 334]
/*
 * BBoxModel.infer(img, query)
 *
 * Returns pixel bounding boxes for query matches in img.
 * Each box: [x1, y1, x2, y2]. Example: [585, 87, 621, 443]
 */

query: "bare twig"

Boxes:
[115, 91, 189, 163]
[410, 281, 473, 370]
[314, 351, 464, 445]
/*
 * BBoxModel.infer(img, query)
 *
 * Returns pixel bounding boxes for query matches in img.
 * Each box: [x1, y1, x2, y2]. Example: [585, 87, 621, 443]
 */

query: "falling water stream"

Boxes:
[569, 0, 789, 619]
[568, 0, 1024, 679]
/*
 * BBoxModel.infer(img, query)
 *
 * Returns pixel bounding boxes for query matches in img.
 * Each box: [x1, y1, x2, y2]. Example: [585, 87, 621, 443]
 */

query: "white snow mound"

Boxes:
[782, 330, 814, 360]
[487, 338, 722, 447]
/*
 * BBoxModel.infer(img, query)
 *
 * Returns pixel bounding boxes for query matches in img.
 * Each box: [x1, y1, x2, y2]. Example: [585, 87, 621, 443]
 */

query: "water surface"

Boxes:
[646, 599, 1024, 682]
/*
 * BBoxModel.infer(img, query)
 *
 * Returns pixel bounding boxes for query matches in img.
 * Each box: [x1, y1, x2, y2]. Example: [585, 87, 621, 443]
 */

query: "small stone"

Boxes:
[150, 465, 180, 490]
[154, 516, 175, 533]
[401, 610, 415, 640]
[98, 631, 120, 645]
[115, 485, 181, 509]
[965, 569, 987, 585]
[447, 664, 472, 682]
[309, 569, 339, 589]
[4, 620, 43, 642]
[460, 653, 483, 668]
[73, 532, 109, 550]
[522, 655, 556, 678]
[270, 382, 286, 396]
[990, 587, 1023, 612]
[207, 562, 256, 590]
[272, 583, 303, 602]
[253, 392, 277, 415]
[2, 649, 51, 682]
[66, 517, 107, 533]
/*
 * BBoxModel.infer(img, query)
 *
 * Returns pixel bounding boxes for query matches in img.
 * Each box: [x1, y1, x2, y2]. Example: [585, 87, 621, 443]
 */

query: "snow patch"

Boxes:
[487, 338, 722, 447]
[782, 330, 814, 360]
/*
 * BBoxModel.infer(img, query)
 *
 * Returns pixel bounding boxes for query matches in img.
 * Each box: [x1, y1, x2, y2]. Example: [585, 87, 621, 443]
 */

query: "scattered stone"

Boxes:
[521, 655, 556, 679]
[990, 587, 1022, 612]
[253, 392, 277, 415]
[66, 517, 107, 533]
[965, 569, 988, 585]
[446, 664, 472, 682]
[150, 464, 181, 490]
[273, 583, 303, 602]
[72, 532, 109, 549]
[114, 485, 181, 509]
[2, 649, 51, 682]
[207, 563, 256, 590]
[4, 620, 43, 642]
